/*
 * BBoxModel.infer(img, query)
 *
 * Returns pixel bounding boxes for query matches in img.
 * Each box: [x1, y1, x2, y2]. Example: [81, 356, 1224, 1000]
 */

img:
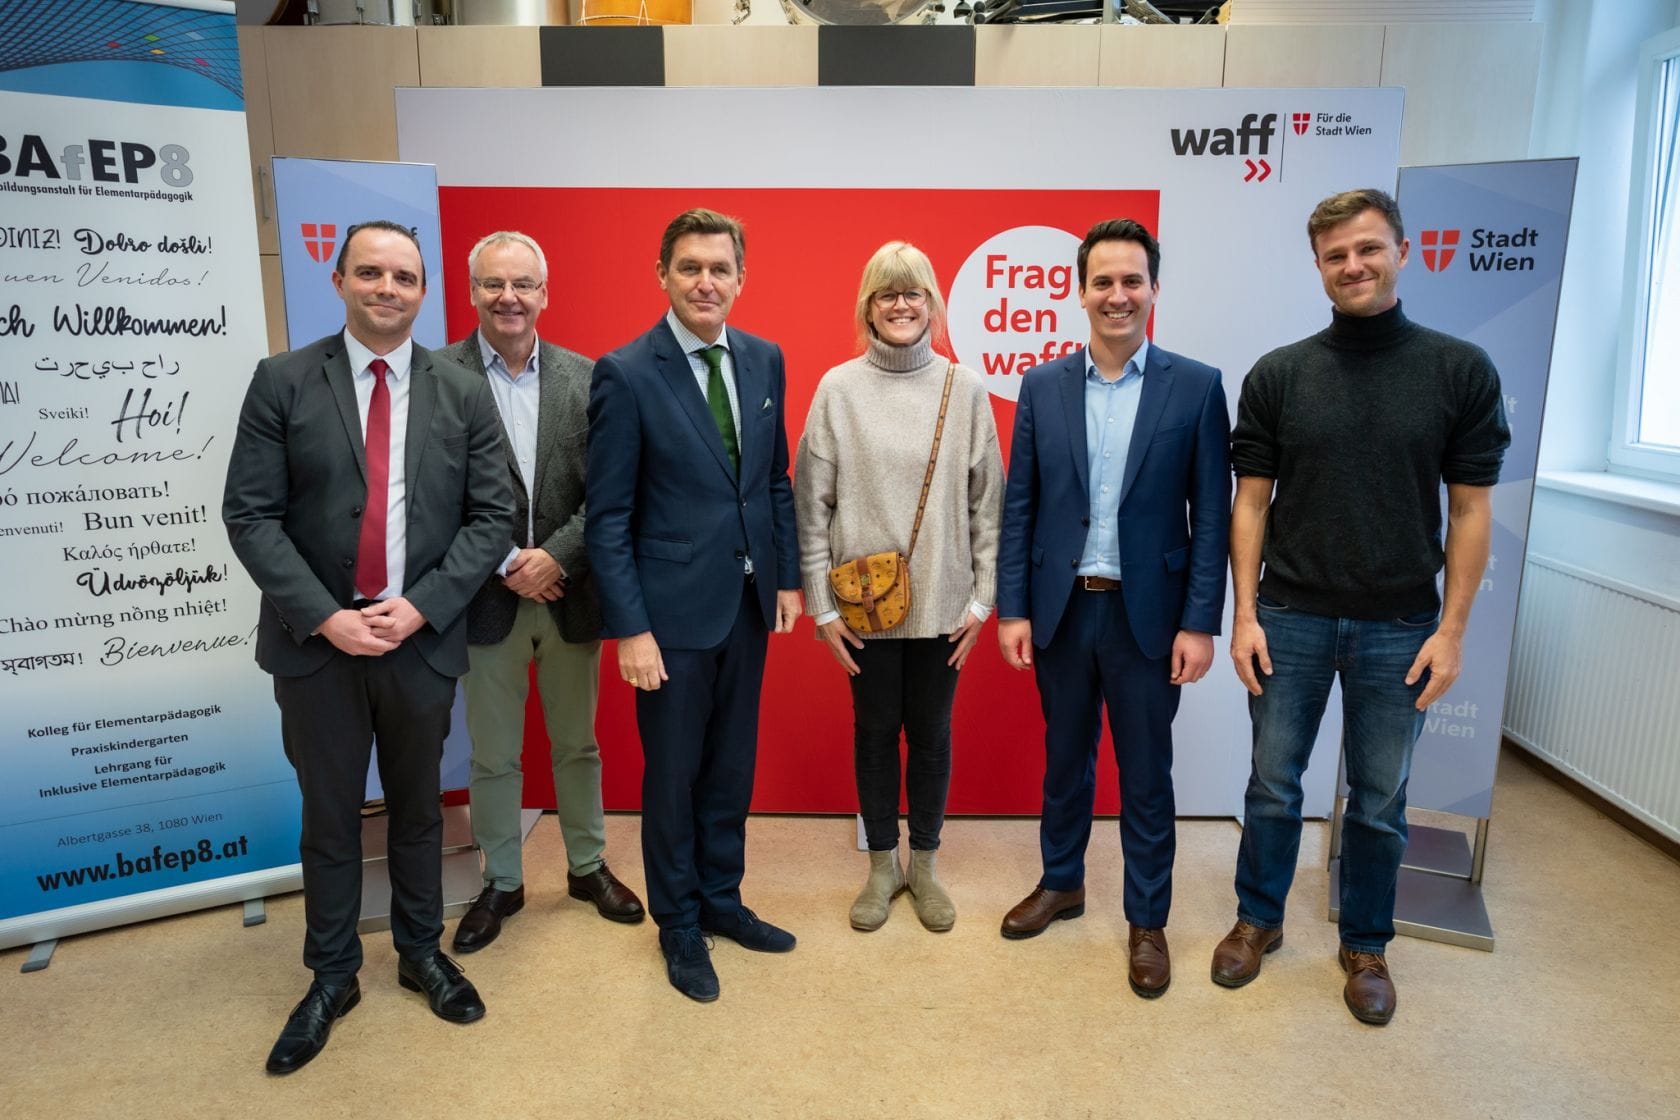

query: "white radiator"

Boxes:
[1504, 556, 1680, 844]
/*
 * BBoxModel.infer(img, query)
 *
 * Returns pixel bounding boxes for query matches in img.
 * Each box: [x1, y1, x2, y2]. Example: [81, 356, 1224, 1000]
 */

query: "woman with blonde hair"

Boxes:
[794, 241, 1004, 932]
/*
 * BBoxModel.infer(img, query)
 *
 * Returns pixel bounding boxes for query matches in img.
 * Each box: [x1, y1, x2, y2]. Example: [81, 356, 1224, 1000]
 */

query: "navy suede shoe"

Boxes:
[659, 926, 720, 1002]
[701, 906, 796, 953]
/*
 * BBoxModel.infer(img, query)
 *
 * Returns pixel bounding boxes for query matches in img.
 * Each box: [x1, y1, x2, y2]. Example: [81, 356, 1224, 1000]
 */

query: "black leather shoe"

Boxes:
[566, 863, 646, 924]
[659, 926, 720, 1002]
[265, 976, 360, 1075]
[396, 952, 485, 1024]
[451, 884, 525, 953]
[701, 906, 796, 953]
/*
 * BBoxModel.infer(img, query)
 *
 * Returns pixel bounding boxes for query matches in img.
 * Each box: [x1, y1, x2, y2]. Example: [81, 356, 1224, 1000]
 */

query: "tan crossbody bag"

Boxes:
[826, 362, 956, 635]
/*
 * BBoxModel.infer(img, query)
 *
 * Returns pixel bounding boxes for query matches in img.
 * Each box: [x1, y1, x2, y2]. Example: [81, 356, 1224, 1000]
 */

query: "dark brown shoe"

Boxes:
[1210, 919, 1283, 987]
[1128, 925, 1170, 998]
[567, 862, 646, 924]
[1000, 885, 1085, 940]
[1338, 946, 1396, 1025]
[451, 885, 524, 954]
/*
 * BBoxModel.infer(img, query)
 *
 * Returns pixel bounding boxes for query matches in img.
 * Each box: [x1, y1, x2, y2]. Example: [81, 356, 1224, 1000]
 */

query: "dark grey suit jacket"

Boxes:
[438, 332, 602, 646]
[222, 331, 515, 679]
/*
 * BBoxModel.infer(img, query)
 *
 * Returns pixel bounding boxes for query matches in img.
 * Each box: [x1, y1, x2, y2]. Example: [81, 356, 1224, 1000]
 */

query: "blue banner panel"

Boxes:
[271, 157, 448, 351]
[0, 1, 291, 942]
[1396, 158, 1578, 817]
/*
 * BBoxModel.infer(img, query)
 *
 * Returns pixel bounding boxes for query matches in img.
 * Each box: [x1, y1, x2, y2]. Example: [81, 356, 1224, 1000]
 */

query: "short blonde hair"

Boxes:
[854, 241, 948, 349]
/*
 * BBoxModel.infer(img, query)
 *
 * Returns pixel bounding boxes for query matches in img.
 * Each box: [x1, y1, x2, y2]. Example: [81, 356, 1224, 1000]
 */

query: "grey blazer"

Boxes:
[438, 332, 602, 646]
[222, 332, 515, 678]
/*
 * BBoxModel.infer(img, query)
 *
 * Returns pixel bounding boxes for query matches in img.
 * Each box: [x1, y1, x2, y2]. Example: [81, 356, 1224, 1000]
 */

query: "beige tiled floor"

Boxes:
[3, 747, 1676, 1119]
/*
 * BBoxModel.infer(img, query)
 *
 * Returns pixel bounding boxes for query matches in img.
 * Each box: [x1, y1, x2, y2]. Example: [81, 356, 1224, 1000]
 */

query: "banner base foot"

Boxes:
[1329, 857, 1494, 951]
[21, 939, 57, 973]
[242, 898, 266, 928]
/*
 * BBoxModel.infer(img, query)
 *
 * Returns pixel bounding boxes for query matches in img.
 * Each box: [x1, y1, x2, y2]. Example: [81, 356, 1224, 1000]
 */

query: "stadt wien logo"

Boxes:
[1420, 228, 1460, 272]
[1292, 112, 1310, 135]
[300, 222, 337, 263]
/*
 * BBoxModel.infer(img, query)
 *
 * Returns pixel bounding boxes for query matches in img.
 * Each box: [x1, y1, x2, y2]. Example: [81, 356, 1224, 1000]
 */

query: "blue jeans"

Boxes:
[1233, 596, 1435, 953]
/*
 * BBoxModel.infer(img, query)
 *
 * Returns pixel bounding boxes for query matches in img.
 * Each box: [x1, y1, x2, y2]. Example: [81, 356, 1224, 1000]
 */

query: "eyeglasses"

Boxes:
[474, 277, 543, 295]
[873, 289, 929, 308]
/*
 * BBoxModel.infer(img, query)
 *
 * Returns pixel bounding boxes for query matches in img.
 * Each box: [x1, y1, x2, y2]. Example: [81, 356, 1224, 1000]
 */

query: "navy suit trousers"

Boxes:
[635, 579, 769, 930]
[1033, 587, 1179, 928]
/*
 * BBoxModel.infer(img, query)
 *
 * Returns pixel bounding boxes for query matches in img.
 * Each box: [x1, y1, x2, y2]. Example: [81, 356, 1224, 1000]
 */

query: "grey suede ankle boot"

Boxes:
[849, 848, 905, 932]
[906, 848, 956, 932]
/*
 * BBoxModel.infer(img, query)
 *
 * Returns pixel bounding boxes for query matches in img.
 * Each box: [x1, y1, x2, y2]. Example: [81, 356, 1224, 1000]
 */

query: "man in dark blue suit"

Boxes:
[585, 209, 802, 1002]
[996, 219, 1230, 999]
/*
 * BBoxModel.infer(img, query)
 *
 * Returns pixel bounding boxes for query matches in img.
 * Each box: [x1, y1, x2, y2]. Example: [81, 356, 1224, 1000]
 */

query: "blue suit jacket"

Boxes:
[585, 318, 799, 651]
[996, 343, 1231, 659]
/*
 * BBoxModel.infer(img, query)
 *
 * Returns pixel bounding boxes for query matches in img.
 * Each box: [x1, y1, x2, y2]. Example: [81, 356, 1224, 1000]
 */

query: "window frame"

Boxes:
[1612, 25, 1680, 479]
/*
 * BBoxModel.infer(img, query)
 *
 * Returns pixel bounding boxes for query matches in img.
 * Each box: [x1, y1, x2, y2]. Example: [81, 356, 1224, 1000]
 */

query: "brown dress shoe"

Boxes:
[1000, 885, 1085, 940]
[1338, 946, 1396, 1025]
[567, 862, 646, 924]
[1210, 919, 1283, 987]
[1128, 925, 1171, 998]
[452, 885, 524, 954]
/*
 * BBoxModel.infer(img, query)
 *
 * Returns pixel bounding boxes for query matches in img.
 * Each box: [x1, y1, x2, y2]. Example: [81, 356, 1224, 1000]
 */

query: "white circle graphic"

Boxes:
[947, 225, 1085, 403]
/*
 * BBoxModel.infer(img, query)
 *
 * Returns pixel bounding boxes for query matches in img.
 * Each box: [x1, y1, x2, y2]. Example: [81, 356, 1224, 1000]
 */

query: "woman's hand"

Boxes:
[817, 617, 864, 675]
[947, 611, 984, 669]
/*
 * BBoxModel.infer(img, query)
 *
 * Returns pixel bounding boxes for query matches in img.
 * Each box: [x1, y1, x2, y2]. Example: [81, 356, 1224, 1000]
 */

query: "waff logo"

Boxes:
[1169, 113, 1277, 184]
[1292, 112, 1310, 136]
[300, 223, 337, 264]
[1421, 229, 1459, 272]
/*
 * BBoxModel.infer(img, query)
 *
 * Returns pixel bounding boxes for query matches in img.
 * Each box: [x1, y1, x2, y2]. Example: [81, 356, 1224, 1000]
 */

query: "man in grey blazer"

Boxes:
[224, 221, 514, 1073]
[439, 231, 645, 954]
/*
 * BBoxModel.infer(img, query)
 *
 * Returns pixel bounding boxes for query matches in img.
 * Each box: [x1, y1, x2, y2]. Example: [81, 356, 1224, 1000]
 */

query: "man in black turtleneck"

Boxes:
[1210, 189, 1510, 1026]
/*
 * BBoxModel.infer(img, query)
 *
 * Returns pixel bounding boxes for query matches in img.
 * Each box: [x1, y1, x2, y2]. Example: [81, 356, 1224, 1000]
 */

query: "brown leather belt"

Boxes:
[1077, 575, 1121, 591]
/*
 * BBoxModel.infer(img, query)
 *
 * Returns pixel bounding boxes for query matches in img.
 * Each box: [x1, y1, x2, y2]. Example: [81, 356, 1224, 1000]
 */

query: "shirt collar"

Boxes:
[342, 328, 412, 381]
[666, 308, 730, 357]
[477, 329, 540, 379]
[1085, 337, 1149, 384]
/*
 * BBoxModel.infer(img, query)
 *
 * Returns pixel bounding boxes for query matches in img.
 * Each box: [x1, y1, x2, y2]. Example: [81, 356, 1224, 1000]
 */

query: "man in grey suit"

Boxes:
[224, 221, 513, 1075]
[439, 231, 645, 954]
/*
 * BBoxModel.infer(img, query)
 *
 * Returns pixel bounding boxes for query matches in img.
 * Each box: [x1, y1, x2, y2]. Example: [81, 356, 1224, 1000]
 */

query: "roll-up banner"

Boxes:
[396, 86, 1407, 817]
[268, 155, 472, 799]
[0, 0, 295, 949]
[1394, 158, 1577, 818]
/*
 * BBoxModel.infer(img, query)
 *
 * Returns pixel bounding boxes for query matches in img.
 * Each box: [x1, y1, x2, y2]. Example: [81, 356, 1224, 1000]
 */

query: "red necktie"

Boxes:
[354, 357, 390, 600]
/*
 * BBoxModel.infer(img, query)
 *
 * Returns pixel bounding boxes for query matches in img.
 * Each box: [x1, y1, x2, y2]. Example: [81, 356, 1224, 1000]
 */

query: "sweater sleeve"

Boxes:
[1441, 346, 1511, 487]
[964, 374, 1005, 610]
[793, 384, 841, 620]
[1230, 357, 1281, 479]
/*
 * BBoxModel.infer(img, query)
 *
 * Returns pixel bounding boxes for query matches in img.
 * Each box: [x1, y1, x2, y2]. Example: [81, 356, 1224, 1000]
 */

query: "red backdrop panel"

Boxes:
[438, 187, 1158, 814]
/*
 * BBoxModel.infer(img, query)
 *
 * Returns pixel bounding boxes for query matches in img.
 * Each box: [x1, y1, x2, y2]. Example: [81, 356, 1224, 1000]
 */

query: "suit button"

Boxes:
[734, 550, 745, 560]
[1070, 560, 1078, 569]
[351, 505, 362, 517]
[1081, 517, 1090, 527]
[342, 558, 354, 568]
[740, 499, 747, 508]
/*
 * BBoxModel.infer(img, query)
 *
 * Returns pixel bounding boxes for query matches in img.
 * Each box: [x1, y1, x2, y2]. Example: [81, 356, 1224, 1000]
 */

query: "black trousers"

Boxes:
[848, 637, 960, 852]
[273, 640, 455, 980]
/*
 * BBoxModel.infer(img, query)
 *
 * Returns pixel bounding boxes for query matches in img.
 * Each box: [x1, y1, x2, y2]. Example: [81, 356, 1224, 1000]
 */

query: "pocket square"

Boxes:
[761, 397, 773, 412]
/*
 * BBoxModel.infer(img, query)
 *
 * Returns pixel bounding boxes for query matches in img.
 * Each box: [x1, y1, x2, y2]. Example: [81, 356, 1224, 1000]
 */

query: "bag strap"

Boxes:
[905, 362, 956, 561]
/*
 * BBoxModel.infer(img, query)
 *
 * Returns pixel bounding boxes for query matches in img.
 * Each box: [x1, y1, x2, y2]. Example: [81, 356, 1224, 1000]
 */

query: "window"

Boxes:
[1614, 26, 1680, 477]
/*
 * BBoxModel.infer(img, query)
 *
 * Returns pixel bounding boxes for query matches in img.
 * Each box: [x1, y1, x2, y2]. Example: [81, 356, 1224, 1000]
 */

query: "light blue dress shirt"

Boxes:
[477, 332, 542, 574]
[1077, 338, 1149, 579]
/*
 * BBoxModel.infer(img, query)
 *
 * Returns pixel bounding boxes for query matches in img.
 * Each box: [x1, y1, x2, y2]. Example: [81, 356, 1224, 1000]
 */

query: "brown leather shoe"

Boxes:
[567, 862, 646, 924]
[1128, 925, 1171, 998]
[1209, 919, 1283, 987]
[1338, 946, 1396, 1025]
[452, 885, 524, 954]
[1000, 885, 1085, 940]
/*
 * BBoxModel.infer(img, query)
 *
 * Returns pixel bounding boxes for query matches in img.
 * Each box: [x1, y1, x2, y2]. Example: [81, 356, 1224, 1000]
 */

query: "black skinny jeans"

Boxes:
[848, 637, 961, 852]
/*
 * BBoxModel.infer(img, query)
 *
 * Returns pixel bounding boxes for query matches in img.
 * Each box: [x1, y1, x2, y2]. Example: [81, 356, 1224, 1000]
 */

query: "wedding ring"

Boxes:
[628, 676, 638, 685]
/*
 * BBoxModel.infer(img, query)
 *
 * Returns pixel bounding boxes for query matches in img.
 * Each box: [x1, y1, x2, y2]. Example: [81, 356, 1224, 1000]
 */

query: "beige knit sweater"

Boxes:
[794, 332, 1005, 640]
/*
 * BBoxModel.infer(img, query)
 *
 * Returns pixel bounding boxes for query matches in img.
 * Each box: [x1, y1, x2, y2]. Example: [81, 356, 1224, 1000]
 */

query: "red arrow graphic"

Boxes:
[1243, 159, 1257, 182]
[1257, 159, 1272, 182]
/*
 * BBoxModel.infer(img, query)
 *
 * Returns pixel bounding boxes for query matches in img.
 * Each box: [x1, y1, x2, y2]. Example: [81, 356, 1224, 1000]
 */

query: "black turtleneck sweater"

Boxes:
[1230, 301, 1510, 619]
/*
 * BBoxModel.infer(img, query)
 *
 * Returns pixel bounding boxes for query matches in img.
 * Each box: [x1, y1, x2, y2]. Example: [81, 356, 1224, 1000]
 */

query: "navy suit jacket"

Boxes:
[997, 343, 1231, 660]
[585, 318, 799, 651]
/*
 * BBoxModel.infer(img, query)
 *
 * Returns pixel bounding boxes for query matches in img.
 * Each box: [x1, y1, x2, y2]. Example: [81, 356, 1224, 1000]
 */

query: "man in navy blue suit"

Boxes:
[996, 219, 1230, 999]
[585, 208, 802, 1002]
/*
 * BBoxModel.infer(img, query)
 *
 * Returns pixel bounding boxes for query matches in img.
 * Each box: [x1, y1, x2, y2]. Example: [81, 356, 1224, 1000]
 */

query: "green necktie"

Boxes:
[700, 345, 739, 474]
